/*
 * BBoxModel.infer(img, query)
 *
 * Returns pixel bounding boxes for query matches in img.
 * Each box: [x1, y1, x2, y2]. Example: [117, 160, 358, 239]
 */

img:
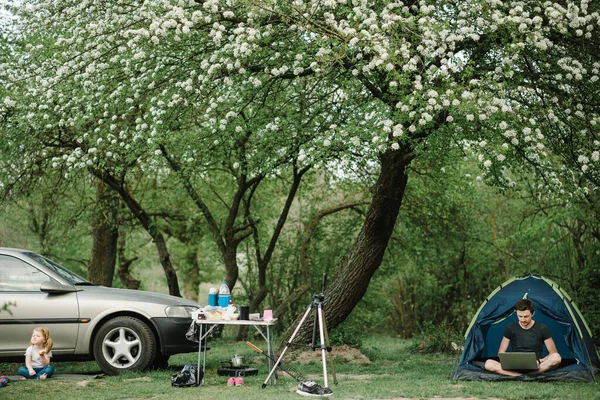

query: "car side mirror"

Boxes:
[40, 279, 78, 294]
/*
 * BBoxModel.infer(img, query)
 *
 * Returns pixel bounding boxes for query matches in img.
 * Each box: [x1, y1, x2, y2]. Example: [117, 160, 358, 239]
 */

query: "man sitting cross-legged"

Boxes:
[485, 299, 562, 376]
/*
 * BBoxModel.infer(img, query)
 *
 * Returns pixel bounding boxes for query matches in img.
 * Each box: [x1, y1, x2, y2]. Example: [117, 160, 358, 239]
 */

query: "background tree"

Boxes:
[1, 0, 599, 343]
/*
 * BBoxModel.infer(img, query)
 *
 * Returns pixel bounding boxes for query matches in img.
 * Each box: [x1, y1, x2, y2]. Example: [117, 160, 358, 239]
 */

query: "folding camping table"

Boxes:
[194, 318, 278, 385]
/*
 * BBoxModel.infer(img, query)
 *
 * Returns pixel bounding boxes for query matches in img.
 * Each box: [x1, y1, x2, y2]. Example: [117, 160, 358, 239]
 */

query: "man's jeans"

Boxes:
[18, 365, 55, 379]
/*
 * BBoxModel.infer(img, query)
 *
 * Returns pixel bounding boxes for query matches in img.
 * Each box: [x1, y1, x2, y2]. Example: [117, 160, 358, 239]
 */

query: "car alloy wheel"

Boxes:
[93, 316, 157, 375]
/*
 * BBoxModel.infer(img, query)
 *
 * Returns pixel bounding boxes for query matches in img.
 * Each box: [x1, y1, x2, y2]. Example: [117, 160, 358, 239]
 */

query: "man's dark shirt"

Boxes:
[503, 321, 551, 359]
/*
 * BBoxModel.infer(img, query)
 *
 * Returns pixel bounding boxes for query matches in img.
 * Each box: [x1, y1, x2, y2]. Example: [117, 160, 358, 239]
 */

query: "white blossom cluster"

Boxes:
[0, 0, 599, 197]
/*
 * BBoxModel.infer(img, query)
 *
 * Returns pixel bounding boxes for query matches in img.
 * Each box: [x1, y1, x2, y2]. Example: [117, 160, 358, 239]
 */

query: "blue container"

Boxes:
[208, 293, 217, 307]
[218, 294, 230, 308]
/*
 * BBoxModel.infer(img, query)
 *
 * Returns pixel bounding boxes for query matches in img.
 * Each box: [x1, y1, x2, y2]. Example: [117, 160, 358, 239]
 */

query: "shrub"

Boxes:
[328, 319, 363, 348]
[412, 321, 462, 354]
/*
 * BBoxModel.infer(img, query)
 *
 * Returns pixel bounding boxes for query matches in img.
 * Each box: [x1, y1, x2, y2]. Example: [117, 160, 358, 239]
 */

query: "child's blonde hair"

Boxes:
[32, 327, 53, 353]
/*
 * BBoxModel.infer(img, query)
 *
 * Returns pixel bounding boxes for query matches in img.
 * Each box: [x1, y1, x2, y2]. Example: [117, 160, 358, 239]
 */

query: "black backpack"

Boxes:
[171, 364, 202, 387]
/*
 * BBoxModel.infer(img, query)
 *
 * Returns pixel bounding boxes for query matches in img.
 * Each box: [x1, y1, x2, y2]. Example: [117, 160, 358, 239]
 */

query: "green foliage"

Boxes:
[328, 319, 364, 348]
[573, 257, 600, 346]
[370, 158, 501, 338]
[412, 321, 463, 354]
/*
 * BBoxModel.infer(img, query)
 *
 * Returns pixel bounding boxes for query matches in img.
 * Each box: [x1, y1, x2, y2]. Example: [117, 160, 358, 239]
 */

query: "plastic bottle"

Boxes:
[218, 280, 230, 308]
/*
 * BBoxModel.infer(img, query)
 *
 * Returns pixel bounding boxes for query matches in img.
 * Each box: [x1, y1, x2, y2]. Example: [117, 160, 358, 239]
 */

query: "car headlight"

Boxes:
[165, 305, 198, 318]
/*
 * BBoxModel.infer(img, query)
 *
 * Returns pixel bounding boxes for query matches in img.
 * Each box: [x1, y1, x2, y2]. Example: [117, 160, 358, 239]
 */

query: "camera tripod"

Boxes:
[262, 274, 337, 393]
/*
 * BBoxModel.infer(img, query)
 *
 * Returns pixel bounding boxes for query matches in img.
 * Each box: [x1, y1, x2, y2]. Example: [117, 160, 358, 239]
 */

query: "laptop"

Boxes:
[499, 352, 539, 370]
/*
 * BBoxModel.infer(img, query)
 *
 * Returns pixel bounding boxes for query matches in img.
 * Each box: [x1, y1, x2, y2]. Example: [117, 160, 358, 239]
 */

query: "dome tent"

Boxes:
[452, 274, 599, 382]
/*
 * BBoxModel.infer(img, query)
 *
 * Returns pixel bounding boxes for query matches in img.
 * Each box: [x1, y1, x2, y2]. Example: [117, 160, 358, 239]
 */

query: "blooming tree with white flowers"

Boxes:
[1, 0, 599, 337]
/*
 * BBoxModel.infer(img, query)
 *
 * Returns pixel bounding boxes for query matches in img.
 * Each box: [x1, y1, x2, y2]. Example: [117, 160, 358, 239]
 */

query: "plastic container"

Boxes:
[249, 313, 260, 321]
[223, 300, 236, 320]
[218, 281, 230, 308]
[208, 287, 218, 306]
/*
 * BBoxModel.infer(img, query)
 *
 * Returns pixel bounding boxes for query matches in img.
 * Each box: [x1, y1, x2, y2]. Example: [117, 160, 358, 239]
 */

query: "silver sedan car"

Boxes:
[0, 248, 200, 375]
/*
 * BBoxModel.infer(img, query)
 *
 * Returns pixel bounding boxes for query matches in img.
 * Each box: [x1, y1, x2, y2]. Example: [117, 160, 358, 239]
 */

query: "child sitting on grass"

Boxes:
[18, 327, 55, 380]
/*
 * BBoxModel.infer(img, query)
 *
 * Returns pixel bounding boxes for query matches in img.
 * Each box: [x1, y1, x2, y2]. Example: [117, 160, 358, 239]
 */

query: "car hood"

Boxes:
[76, 285, 200, 307]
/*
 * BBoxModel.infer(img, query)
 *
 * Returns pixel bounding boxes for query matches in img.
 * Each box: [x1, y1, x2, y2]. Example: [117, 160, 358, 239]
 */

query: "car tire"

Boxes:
[93, 316, 157, 375]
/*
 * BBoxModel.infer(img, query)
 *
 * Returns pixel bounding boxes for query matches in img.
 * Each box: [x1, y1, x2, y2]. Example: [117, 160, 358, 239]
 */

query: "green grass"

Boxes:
[0, 335, 597, 400]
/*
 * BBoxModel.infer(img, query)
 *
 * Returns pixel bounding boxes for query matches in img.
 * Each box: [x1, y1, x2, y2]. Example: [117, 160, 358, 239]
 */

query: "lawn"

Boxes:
[0, 335, 597, 400]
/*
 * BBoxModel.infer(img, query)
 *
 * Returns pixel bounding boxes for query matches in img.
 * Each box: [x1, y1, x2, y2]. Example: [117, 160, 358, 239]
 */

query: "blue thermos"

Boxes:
[208, 287, 218, 306]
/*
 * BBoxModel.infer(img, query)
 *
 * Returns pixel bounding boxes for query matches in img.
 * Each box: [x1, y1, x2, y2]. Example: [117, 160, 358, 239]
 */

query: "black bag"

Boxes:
[185, 320, 210, 350]
[185, 321, 200, 343]
[171, 363, 201, 387]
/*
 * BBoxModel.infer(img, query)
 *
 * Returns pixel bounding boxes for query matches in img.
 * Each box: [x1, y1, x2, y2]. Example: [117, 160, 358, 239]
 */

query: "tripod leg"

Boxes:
[262, 303, 313, 388]
[317, 304, 329, 389]
[321, 314, 337, 385]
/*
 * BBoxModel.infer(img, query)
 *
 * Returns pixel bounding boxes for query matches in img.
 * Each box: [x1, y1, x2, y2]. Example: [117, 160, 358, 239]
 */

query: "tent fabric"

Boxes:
[452, 274, 599, 382]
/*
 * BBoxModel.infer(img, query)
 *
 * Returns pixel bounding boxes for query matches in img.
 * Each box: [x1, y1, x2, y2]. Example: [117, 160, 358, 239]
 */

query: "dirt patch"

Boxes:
[75, 380, 105, 388]
[123, 376, 152, 382]
[292, 345, 371, 364]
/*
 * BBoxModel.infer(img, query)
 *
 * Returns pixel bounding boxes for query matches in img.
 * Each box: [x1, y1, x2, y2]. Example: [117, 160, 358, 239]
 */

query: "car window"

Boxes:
[25, 252, 89, 285]
[0, 255, 51, 291]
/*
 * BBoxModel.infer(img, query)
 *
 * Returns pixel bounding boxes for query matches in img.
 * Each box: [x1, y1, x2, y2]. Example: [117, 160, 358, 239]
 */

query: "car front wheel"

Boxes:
[93, 316, 157, 375]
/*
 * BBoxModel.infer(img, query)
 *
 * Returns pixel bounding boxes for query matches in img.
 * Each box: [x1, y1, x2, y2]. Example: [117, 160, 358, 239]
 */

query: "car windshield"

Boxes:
[25, 252, 93, 285]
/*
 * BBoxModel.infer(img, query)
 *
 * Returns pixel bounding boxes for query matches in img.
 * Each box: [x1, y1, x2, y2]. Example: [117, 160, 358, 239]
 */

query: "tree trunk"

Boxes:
[91, 168, 181, 297]
[182, 246, 200, 301]
[117, 188, 180, 296]
[117, 226, 141, 290]
[286, 148, 411, 344]
[88, 181, 118, 286]
[29, 201, 49, 255]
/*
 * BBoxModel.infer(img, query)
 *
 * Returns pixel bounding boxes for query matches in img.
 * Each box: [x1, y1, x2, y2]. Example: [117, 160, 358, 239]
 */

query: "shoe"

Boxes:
[227, 377, 236, 386]
[234, 377, 243, 386]
[296, 381, 333, 397]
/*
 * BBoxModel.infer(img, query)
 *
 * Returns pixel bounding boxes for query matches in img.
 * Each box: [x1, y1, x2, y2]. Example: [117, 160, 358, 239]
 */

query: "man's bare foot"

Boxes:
[39, 374, 47, 380]
[20, 376, 27, 380]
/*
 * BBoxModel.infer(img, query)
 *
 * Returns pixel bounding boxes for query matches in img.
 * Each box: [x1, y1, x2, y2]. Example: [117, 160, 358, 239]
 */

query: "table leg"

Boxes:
[252, 323, 278, 386]
[197, 323, 204, 385]
[201, 324, 206, 384]
[266, 325, 277, 385]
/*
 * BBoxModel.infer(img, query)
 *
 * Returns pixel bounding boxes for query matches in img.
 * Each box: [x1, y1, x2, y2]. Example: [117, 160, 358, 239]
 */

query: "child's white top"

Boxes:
[25, 345, 53, 368]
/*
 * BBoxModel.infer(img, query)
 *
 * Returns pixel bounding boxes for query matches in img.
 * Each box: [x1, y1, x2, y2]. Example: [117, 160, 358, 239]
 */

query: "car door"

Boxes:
[0, 255, 80, 356]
